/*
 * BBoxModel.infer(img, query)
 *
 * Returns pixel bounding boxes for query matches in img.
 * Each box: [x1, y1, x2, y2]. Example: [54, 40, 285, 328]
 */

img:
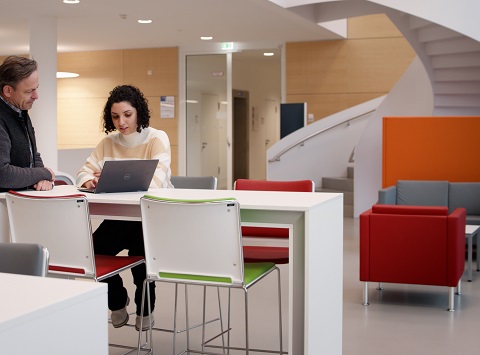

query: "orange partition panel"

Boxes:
[383, 116, 480, 187]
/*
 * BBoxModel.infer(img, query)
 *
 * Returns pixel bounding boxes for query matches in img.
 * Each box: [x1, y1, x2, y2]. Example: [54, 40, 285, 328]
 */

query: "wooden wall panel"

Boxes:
[57, 51, 124, 98]
[286, 14, 416, 122]
[123, 48, 178, 96]
[287, 93, 384, 121]
[348, 14, 403, 39]
[57, 97, 106, 149]
[286, 41, 348, 94]
[347, 38, 415, 93]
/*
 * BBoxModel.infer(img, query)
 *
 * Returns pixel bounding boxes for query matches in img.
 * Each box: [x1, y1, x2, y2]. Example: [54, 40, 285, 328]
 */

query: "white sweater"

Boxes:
[76, 127, 173, 188]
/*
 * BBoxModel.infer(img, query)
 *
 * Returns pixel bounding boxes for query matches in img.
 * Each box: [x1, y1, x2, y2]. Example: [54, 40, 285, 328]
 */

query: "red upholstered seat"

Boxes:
[234, 179, 315, 264]
[49, 255, 145, 279]
[360, 204, 466, 311]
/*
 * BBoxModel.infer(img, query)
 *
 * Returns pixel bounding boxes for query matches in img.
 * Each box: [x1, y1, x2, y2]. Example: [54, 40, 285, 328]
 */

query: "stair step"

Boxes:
[418, 26, 461, 43]
[344, 204, 354, 218]
[426, 37, 480, 56]
[435, 94, 480, 107]
[433, 81, 480, 95]
[431, 52, 480, 69]
[347, 166, 354, 179]
[322, 177, 353, 192]
[435, 67, 480, 81]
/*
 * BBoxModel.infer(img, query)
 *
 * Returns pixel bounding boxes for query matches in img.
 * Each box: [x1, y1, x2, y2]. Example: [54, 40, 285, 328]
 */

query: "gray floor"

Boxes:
[108, 217, 480, 354]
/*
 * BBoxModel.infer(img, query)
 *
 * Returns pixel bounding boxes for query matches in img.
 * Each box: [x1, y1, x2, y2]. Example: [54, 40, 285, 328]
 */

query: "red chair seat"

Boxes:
[95, 255, 145, 279]
[243, 246, 289, 264]
[234, 179, 315, 265]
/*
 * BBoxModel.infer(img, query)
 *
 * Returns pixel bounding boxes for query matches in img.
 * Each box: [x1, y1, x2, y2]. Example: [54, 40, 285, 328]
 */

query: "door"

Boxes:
[186, 54, 227, 187]
[233, 90, 249, 182]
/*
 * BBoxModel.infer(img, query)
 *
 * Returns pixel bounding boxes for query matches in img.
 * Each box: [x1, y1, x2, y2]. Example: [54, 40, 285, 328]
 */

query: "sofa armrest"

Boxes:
[359, 209, 372, 281]
[378, 186, 396, 204]
[447, 207, 466, 286]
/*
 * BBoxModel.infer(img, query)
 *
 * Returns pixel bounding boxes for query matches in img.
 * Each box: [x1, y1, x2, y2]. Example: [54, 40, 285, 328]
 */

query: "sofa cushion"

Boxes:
[449, 182, 480, 217]
[372, 204, 448, 216]
[396, 180, 449, 206]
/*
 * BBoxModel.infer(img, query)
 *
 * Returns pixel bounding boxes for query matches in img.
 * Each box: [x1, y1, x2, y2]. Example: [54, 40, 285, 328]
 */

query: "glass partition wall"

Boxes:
[184, 48, 281, 189]
[186, 54, 228, 189]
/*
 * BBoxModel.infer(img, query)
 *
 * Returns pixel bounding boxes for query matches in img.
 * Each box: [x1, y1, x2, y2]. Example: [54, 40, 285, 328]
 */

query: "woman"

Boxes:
[77, 85, 173, 331]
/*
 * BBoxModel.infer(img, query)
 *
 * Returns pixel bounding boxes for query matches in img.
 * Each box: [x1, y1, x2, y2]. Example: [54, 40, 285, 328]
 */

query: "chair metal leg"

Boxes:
[456, 280, 462, 295]
[216, 287, 226, 354]
[185, 285, 190, 352]
[377, 282, 383, 290]
[137, 279, 153, 355]
[363, 282, 369, 306]
[201, 286, 207, 353]
[173, 283, 179, 355]
[244, 287, 250, 355]
[276, 267, 284, 354]
[447, 286, 455, 312]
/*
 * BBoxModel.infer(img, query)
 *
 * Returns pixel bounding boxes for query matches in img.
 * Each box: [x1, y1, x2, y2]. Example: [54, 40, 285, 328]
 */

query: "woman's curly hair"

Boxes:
[102, 85, 150, 134]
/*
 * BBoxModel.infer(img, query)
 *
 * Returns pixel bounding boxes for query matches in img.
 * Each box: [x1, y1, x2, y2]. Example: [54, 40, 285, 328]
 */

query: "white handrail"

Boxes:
[268, 110, 375, 162]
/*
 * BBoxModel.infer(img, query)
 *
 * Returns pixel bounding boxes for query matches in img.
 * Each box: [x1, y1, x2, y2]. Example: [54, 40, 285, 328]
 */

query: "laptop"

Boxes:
[78, 159, 159, 193]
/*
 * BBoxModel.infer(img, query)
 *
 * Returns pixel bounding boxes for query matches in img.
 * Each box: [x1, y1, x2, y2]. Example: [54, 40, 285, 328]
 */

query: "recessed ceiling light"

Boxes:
[63, 0, 80, 4]
[201, 36, 213, 41]
[264, 52, 274, 57]
[138, 20, 152, 24]
[56, 72, 80, 79]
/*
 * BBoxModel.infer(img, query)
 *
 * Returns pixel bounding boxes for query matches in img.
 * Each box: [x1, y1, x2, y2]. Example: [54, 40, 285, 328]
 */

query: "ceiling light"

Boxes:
[56, 72, 80, 79]
[264, 52, 274, 56]
[138, 20, 152, 24]
[201, 36, 213, 41]
[63, 0, 80, 4]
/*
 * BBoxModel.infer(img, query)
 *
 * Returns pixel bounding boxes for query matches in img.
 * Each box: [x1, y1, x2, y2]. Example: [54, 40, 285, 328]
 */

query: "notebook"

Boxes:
[78, 159, 159, 193]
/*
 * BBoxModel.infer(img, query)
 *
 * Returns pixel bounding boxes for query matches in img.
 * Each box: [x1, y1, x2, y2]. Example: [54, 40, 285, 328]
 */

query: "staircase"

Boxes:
[388, 13, 480, 116]
[317, 166, 354, 217]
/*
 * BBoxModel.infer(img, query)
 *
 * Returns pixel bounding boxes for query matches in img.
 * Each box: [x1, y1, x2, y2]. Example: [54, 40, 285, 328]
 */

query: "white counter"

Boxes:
[0, 272, 108, 354]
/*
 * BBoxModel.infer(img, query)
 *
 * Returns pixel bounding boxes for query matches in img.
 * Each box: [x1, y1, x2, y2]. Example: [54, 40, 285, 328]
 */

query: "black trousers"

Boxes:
[93, 220, 155, 316]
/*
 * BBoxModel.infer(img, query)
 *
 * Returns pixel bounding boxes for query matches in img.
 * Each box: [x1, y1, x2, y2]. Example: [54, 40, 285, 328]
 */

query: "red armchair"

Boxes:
[360, 204, 466, 311]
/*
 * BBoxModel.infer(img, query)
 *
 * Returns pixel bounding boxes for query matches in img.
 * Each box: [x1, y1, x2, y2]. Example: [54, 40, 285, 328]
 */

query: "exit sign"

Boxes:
[221, 42, 234, 50]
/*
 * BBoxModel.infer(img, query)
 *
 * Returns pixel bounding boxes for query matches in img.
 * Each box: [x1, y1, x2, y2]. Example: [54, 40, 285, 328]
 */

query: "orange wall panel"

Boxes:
[383, 116, 480, 187]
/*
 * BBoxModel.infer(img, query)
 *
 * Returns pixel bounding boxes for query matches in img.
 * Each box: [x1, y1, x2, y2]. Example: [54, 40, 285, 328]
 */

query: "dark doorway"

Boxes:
[233, 89, 249, 182]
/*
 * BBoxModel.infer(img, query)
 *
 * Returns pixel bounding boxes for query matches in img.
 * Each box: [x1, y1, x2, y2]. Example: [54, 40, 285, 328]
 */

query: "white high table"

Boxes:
[0, 272, 107, 354]
[0, 185, 343, 355]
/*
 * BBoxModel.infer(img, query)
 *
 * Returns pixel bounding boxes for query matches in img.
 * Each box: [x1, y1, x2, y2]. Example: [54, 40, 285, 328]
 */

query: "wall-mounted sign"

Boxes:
[160, 96, 175, 118]
[221, 42, 234, 50]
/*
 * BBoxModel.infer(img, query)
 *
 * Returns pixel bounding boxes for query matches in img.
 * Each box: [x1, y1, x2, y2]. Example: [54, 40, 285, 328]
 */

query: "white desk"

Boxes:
[0, 272, 107, 354]
[0, 185, 343, 355]
[466, 224, 480, 281]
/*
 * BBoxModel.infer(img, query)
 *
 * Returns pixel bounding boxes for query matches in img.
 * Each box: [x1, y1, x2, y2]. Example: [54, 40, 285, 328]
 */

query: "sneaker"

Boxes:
[111, 297, 130, 328]
[135, 314, 155, 331]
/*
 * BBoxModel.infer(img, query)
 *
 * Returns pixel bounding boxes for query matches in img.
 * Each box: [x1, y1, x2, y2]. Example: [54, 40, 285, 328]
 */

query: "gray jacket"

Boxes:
[0, 98, 51, 192]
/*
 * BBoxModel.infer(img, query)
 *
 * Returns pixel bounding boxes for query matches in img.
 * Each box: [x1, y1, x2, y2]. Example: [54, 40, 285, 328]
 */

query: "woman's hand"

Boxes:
[82, 170, 102, 188]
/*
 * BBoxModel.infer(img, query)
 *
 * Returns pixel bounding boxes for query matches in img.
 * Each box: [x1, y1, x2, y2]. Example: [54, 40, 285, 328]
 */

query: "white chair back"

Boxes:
[6, 192, 96, 278]
[140, 196, 244, 286]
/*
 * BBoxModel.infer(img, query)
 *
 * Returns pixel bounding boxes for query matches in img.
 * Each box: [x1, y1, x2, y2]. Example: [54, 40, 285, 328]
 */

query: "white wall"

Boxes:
[354, 56, 433, 217]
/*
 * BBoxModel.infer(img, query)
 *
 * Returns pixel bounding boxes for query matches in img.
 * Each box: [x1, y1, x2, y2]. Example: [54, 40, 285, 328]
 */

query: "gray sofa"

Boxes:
[378, 180, 480, 225]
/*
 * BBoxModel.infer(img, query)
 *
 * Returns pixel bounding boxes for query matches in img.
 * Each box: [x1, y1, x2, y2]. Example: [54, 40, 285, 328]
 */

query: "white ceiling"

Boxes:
[0, 0, 341, 57]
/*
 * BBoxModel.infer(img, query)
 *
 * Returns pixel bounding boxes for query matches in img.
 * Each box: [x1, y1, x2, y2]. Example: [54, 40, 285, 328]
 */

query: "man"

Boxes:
[0, 55, 55, 192]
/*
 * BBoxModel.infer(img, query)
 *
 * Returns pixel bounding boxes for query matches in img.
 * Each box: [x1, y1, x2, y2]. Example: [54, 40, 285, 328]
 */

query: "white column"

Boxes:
[28, 16, 58, 170]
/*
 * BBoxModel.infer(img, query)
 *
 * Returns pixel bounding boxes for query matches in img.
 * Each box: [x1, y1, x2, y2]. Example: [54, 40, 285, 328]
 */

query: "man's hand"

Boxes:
[33, 180, 54, 191]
